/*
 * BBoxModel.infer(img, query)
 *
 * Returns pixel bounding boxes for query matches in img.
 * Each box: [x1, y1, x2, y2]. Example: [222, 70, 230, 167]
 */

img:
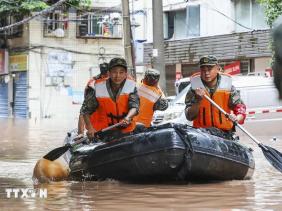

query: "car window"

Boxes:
[175, 78, 190, 94]
[178, 81, 190, 94]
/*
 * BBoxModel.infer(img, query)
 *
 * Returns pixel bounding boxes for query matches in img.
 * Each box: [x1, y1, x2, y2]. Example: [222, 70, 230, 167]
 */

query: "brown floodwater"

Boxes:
[0, 114, 282, 210]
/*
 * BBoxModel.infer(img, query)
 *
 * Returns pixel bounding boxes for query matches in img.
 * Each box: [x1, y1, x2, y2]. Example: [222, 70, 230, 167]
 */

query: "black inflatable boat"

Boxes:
[67, 123, 255, 182]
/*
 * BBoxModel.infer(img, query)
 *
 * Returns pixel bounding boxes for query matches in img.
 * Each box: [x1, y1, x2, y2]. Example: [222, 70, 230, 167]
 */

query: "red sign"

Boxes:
[176, 72, 182, 80]
[265, 68, 273, 77]
[224, 61, 240, 75]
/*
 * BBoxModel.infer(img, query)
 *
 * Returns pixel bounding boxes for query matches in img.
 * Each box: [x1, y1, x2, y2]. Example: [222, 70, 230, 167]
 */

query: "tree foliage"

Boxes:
[257, 0, 282, 27]
[0, 0, 91, 16]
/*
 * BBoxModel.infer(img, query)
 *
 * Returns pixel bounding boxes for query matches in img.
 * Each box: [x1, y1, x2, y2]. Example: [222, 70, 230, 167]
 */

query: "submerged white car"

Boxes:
[152, 85, 191, 126]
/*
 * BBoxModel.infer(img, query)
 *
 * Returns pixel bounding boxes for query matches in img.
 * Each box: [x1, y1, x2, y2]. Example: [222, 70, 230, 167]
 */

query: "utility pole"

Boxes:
[152, 0, 166, 92]
[122, 0, 136, 78]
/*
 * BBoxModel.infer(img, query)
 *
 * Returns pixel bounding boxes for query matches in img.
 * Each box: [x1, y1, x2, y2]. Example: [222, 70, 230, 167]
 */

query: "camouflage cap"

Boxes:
[108, 58, 127, 70]
[145, 68, 160, 77]
[199, 55, 218, 67]
[144, 68, 160, 85]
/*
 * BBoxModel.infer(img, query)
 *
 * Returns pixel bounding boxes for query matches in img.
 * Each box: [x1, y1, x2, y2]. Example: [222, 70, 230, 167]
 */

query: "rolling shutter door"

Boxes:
[0, 79, 8, 118]
[14, 72, 28, 118]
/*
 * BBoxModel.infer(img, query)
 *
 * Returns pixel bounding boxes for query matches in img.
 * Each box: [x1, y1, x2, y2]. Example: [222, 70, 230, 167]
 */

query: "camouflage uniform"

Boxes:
[143, 68, 168, 111]
[80, 78, 139, 116]
[185, 55, 246, 136]
[153, 97, 168, 111]
[185, 74, 244, 110]
[80, 58, 139, 116]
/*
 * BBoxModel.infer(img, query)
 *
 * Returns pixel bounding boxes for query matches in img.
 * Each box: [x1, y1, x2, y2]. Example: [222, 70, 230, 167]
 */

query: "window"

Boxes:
[175, 10, 187, 39]
[164, 5, 200, 40]
[235, 0, 268, 32]
[43, 11, 68, 37]
[186, 5, 200, 37]
[77, 12, 122, 38]
[0, 16, 23, 38]
[164, 11, 175, 39]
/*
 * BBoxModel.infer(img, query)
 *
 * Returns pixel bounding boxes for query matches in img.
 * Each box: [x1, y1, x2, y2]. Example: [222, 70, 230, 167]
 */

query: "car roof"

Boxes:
[176, 77, 190, 84]
[232, 76, 274, 88]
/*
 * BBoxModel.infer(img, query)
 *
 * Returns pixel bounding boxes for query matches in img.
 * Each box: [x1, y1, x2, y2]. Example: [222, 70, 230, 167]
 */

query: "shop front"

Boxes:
[0, 50, 8, 118]
[9, 52, 28, 118]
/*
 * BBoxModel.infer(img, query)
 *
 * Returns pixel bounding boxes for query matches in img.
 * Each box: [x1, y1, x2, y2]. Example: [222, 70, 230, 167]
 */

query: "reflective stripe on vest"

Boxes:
[136, 83, 163, 127]
[138, 84, 161, 103]
[95, 79, 136, 98]
[191, 73, 234, 130]
[94, 78, 136, 132]
[191, 73, 232, 91]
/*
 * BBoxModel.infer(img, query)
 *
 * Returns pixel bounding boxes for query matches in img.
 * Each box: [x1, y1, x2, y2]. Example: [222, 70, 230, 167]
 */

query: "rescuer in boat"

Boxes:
[81, 58, 139, 140]
[77, 62, 109, 135]
[135, 68, 168, 130]
[184, 55, 246, 137]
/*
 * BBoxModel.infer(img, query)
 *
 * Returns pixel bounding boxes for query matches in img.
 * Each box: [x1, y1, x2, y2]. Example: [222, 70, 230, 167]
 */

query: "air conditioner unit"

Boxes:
[79, 24, 88, 36]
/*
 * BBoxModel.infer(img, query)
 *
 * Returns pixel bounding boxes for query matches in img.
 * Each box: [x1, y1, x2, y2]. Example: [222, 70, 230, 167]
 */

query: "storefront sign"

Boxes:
[0, 50, 4, 74]
[224, 61, 240, 75]
[9, 53, 28, 72]
[0, 50, 6, 75]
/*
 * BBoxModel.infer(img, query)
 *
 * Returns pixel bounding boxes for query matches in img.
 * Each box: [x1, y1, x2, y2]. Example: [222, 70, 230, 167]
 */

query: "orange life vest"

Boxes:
[191, 73, 234, 131]
[85, 76, 109, 130]
[135, 82, 163, 127]
[94, 78, 137, 133]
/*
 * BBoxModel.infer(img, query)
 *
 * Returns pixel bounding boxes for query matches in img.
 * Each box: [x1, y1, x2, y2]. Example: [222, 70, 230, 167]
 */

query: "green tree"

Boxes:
[257, 0, 282, 27]
[0, 0, 91, 16]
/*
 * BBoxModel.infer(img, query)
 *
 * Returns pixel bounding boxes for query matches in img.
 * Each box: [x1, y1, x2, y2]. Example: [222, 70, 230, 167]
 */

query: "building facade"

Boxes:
[133, 0, 271, 95]
[0, 0, 124, 120]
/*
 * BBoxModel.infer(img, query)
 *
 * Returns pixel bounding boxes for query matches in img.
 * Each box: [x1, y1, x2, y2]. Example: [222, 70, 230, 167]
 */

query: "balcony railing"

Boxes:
[76, 13, 123, 39]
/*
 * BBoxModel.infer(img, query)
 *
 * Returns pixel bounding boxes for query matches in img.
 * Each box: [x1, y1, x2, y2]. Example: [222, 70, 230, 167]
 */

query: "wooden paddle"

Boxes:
[43, 122, 124, 161]
[204, 94, 282, 173]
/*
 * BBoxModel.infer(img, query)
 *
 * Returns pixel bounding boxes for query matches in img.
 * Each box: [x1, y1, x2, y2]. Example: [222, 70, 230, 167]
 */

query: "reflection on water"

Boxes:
[0, 118, 282, 210]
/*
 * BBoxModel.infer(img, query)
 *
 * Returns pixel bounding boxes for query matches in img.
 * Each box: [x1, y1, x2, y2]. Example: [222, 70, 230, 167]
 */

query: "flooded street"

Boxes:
[0, 114, 282, 210]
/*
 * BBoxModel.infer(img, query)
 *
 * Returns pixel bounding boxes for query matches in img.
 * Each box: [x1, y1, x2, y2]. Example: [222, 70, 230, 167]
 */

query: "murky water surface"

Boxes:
[0, 115, 282, 210]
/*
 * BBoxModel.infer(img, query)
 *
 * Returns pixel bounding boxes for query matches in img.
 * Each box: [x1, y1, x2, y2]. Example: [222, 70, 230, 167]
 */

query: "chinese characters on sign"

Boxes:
[224, 61, 241, 75]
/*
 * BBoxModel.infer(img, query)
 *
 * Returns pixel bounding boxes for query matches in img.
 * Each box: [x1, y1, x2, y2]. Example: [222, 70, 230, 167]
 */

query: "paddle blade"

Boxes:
[43, 145, 70, 161]
[260, 144, 282, 173]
